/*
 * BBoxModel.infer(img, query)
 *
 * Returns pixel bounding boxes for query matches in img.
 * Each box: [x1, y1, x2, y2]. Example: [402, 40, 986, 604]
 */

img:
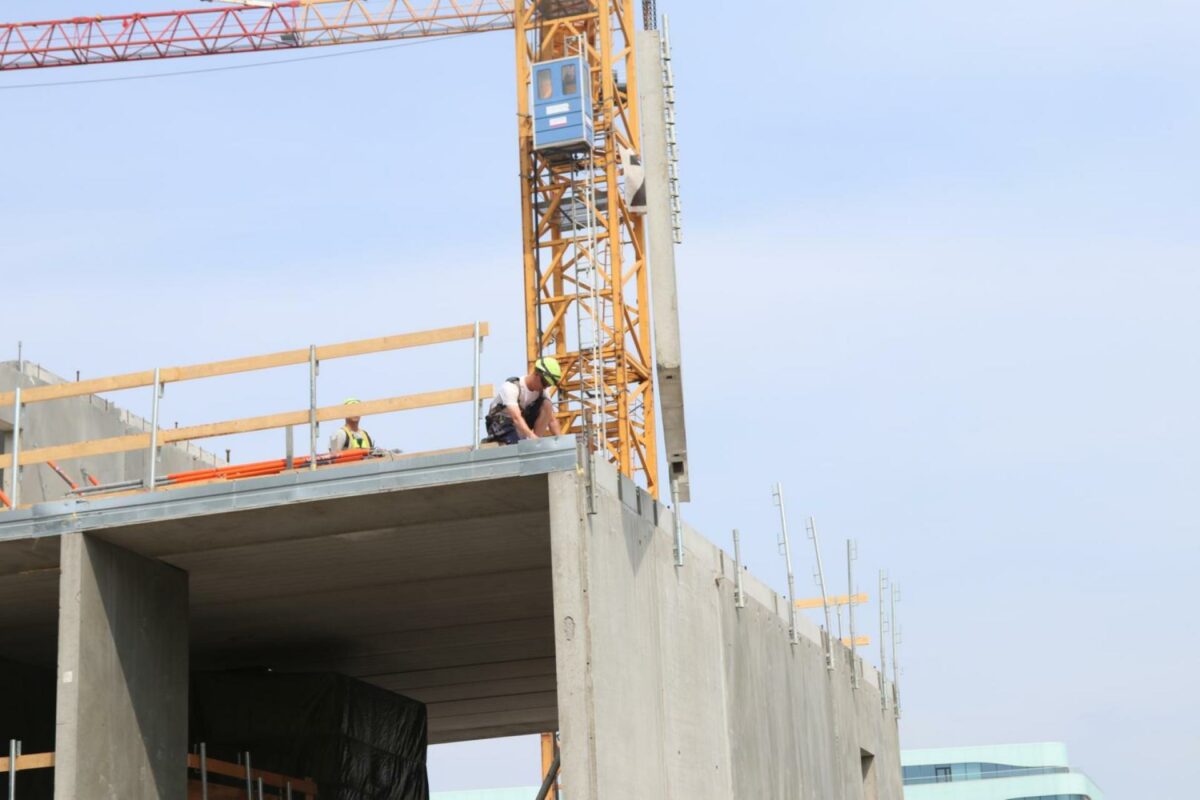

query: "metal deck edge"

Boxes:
[0, 437, 579, 542]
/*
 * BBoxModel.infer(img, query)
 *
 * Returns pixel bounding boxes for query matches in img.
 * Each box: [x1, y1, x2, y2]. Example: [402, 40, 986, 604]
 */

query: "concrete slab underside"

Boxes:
[0, 443, 575, 744]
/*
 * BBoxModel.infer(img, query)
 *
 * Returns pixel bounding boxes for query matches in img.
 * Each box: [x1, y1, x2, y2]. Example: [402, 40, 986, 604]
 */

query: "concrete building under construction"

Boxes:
[0, 356, 902, 799]
[2, 1, 904, 797]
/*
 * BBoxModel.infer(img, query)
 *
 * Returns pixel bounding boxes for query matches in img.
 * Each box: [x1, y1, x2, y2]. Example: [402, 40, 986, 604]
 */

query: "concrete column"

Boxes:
[636, 29, 691, 500]
[54, 533, 189, 800]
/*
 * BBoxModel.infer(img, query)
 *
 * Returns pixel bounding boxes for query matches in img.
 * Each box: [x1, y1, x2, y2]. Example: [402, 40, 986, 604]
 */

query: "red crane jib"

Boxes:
[0, 1, 515, 70]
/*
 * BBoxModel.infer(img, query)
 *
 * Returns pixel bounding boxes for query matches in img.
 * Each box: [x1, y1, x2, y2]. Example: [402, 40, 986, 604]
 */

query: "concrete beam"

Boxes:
[54, 533, 189, 800]
[636, 29, 691, 500]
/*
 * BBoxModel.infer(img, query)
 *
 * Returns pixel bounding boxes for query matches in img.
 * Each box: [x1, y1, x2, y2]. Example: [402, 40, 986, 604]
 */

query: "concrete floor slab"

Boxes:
[0, 438, 577, 743]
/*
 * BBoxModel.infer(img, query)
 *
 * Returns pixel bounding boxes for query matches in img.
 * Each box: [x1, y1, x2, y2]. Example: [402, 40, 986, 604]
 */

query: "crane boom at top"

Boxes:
[0, 0, 515, 70]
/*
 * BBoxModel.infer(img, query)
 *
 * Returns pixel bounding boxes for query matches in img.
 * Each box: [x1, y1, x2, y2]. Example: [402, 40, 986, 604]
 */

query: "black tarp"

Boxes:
[191, 671, 429, 800]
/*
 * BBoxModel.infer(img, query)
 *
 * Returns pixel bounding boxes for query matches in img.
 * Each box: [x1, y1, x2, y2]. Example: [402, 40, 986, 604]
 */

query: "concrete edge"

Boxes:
[0, 436, 580, 541]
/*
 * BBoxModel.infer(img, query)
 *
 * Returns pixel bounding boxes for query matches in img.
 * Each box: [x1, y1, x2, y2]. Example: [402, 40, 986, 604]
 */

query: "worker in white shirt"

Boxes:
[329, 398, 374, 452]
[484, 357, 563, 444]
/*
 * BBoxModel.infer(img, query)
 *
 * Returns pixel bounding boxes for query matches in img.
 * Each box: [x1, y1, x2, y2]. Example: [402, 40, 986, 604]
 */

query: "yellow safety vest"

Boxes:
[342, 426, 372, 450]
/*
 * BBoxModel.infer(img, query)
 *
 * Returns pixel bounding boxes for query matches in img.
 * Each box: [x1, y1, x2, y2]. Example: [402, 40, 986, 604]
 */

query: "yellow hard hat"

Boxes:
[344, 398, 361, 406]
[535, 357, 562, 387]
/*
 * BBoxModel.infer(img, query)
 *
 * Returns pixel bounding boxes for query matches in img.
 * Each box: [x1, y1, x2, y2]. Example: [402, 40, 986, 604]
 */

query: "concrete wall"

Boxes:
[549, 459, 903, 800]
[0, 361, 219, 505]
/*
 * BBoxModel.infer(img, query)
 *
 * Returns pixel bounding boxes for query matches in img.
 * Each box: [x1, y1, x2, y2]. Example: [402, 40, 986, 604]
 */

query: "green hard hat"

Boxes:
[535, 357, 562, 387]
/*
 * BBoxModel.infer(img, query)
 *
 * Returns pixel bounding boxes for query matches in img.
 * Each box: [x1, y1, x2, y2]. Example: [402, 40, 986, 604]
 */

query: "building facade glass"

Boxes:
[901, 742, 1104, 800]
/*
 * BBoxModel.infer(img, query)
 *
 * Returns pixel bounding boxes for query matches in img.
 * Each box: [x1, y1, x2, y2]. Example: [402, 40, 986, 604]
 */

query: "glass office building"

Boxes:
[902, 742, 1104, 800]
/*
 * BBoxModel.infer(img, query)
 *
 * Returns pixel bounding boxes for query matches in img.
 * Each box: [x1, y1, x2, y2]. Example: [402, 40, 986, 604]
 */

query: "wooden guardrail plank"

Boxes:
[185, 753, 319, 794]
[0, 323, 489, 407]
[0, 385, 492, 471]
[0, 751, 56, 772]
[794, 593, 869, 610]
[0, 752, 320, 794]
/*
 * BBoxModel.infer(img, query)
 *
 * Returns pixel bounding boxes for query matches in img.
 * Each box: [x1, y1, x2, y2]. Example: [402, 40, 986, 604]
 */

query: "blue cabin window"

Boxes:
[562, 63, 578, 95]
[537, 68, 553, 100]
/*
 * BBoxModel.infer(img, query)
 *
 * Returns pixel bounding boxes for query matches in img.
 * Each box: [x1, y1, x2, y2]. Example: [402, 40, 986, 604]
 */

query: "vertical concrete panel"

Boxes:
[547, 470, 599, 800]
[550, 462, 903, 799]
[55, 533, 189, 800]
[652, 530, 733, 798]
[585, 491, 673, 799]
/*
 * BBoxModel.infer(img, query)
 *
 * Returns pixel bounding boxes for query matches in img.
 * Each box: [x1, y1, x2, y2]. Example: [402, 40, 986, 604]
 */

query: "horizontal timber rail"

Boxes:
[0, 324, 487, 407]
[0, 750, 54, 774]
[0, 747, 317, 797]
[186, 751, 319, 798]
[2, 323, 490, 509]
[0, 388, 489, 472]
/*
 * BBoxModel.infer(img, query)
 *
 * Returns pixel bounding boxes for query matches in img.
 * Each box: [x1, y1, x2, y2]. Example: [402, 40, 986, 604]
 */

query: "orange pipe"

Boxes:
[0, 489, 11, 510]
[165, 449, 369, 487]
[45, 460, 80, 491]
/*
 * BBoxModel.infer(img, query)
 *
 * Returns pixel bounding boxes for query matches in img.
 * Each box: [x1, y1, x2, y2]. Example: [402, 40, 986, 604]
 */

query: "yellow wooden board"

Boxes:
[794, 593, 869, 610]
[0, 751, 55, 773]
[0, 323, 487, 407]
[0, 385, 491, 471]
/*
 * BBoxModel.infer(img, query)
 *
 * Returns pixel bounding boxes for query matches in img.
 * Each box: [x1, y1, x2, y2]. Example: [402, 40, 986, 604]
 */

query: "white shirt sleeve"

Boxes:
[329, 429, 347, 453]
[496, 380, 520, 408]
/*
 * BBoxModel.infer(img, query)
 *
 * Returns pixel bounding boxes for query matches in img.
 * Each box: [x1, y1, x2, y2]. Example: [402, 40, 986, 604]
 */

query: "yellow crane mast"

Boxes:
[514, 0, 657, 495]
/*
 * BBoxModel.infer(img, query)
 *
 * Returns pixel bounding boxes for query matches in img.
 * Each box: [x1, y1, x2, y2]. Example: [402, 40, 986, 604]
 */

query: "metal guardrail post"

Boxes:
[9, 387, 20, 509]
[891, 581, 902, 718]
[146, 368, 162, 490]
[308, 346, 318, 471]
[671, 477, 684, 567]
[848, 539, 859, 688]
[244, 752, 253, 799]
[285, 425, 294, 470]
[772, 483, 799, 645]
[807, 515, 835, 671]
[199, 742, 208, 800]
[732, 529, 746, 608]
[471, 321, 481, 449]
[8, 739, 19, 800]
[879, 569, 889, 711]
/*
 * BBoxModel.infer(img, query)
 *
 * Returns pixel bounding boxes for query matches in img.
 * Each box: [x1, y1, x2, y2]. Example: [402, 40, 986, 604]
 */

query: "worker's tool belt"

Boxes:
[485, 378, 544, 442]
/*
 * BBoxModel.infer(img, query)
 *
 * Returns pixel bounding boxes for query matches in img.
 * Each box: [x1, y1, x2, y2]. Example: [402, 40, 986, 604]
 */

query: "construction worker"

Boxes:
[330, 398, 374, 452]
[485, 357, 563, 444]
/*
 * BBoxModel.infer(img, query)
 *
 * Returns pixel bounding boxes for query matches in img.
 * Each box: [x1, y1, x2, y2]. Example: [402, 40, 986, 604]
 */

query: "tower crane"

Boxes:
[1, 0, 688, 499]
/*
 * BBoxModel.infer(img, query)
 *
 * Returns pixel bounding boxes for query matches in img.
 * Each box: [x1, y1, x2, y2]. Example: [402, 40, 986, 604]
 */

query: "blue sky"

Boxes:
[2, 1, 1198, 796]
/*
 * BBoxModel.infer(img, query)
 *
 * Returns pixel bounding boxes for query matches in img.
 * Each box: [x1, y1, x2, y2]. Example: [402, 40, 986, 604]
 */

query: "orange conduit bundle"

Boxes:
[166, 449, 370, 487]
[0, 489, 11, 510]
